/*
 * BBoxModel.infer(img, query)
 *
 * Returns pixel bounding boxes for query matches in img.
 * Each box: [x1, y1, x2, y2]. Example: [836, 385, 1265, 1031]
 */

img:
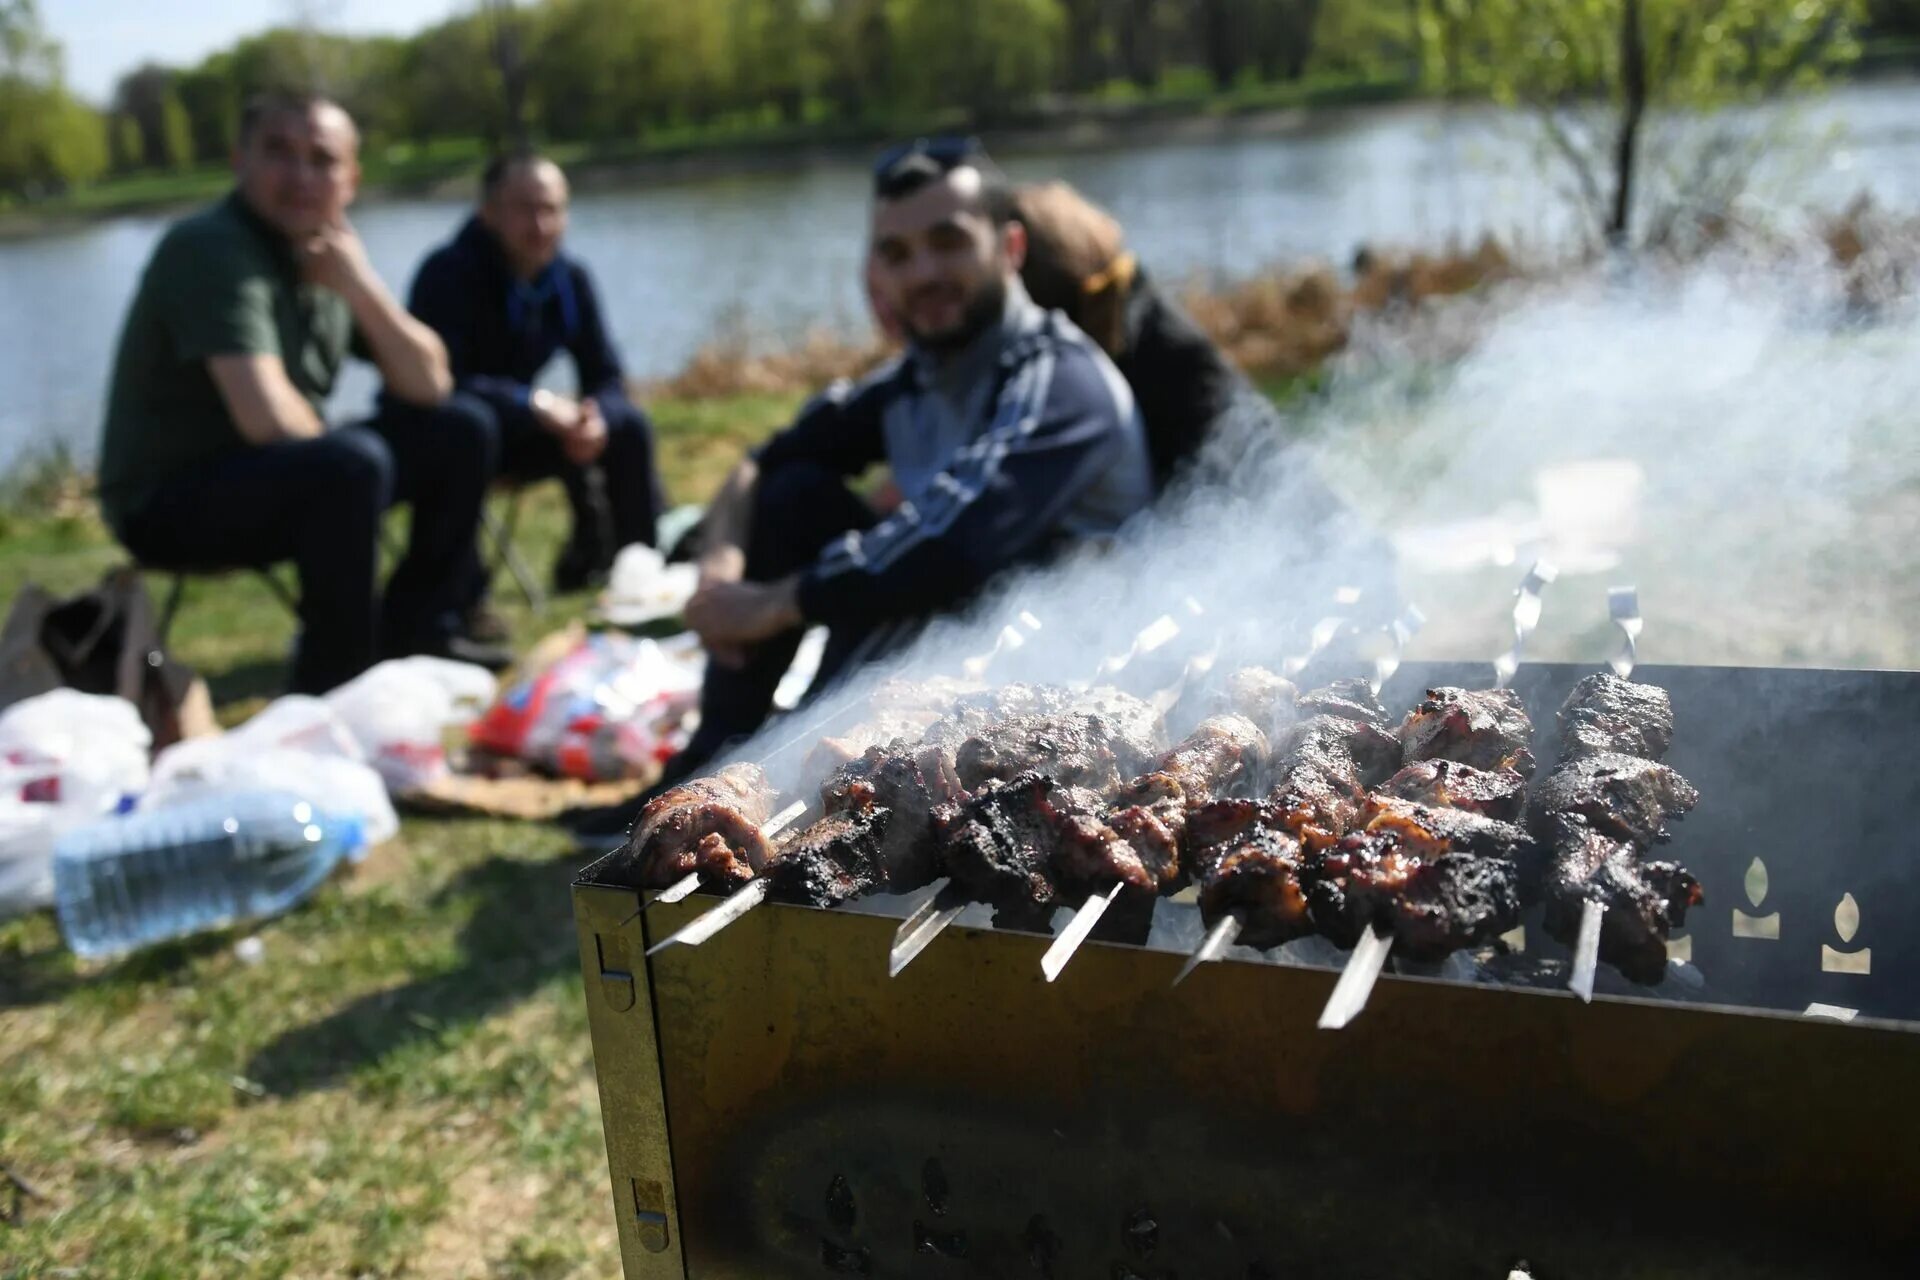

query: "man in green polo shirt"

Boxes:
[99, 91, 509, 693]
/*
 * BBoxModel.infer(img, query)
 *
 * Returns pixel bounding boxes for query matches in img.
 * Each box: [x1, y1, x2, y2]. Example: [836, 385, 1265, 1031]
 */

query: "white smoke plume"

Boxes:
[731, 237, 1920, 794]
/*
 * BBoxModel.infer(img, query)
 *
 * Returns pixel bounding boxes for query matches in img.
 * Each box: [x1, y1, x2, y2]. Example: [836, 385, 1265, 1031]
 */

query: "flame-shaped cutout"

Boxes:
[1744, 857, 1768, 909]
[1835, 893, 1860, 945]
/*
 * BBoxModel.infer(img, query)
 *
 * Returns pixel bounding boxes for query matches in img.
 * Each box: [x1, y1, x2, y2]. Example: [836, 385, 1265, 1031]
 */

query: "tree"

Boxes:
[0, 0, 108, 196]
[887, 0, 1064, 122]
[1444, 0, 1866, 245]
[480, 0, 531, 148]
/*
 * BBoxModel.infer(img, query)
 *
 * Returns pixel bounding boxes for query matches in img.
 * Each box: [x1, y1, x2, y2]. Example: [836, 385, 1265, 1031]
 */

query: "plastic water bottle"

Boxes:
[53, 791, 365, 960]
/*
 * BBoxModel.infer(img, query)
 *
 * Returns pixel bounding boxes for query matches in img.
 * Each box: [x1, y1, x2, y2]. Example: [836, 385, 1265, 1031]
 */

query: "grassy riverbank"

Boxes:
[0, 391, 802, 1280]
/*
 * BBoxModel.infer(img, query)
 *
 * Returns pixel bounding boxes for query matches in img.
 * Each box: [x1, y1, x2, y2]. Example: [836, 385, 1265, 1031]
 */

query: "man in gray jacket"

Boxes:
[662, 138, 1154, 789]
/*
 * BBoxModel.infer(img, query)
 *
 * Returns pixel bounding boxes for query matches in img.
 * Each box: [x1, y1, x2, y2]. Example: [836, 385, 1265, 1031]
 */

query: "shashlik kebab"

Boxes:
[1529, 673, 1703, 986]
[621, 672, 1704, 991]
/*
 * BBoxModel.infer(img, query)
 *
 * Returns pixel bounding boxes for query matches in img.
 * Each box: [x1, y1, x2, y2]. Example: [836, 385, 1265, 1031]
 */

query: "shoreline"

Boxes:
[0, 80, 1466, 239]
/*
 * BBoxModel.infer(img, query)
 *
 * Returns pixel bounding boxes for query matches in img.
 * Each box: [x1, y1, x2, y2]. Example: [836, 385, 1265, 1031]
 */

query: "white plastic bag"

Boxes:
[325, 658, 497, 794]
[0, 690, 152, 919]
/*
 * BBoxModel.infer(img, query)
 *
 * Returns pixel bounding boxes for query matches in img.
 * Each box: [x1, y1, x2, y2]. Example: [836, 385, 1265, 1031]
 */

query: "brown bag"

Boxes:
[0, 567, 200, 750]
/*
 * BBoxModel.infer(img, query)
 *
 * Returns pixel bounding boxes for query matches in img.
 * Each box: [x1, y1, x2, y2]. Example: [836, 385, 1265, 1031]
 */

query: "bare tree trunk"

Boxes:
[1609, 0, 1647, 245]
[482, 0, 531, 150]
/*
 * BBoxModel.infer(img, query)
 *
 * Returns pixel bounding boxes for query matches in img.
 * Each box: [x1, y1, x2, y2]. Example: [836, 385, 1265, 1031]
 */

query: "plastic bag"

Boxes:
[145, 744, 396, 853]
[143, 694, 397, 849]
[470, 632, 703, 781]
[325, 658, 497, 794]
[0, 690, 151, 919]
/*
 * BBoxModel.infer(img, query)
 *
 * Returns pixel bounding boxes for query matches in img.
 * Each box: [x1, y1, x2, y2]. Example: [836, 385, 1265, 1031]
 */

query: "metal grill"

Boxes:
[574, 663, 1920, 1278]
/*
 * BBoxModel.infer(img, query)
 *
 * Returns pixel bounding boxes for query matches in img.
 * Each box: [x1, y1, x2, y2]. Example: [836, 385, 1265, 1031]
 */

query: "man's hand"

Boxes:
[562, 396, 608, 465]
[684, 576, 801, 669]
[530, 388, 582, 434]
[300, 221, 377, 299]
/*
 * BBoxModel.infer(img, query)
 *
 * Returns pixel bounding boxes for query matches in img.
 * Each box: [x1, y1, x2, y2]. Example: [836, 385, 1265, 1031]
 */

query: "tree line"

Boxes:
[2, 0, 1918, 201]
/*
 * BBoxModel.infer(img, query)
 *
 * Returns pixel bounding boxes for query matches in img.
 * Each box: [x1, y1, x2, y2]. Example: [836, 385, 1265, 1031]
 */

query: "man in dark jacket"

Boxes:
[407, 154, 664, 592]
[649, 138, 1152, 795]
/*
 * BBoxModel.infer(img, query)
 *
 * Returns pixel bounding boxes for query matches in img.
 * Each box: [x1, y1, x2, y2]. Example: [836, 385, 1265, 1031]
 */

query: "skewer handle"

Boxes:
[647, 871, 702, 908]
[1317, 927, 1393, 1030]
[1492, 559, 1558, 689]
[1607, 586, 1642, 680]
[887, 879, 968, 978]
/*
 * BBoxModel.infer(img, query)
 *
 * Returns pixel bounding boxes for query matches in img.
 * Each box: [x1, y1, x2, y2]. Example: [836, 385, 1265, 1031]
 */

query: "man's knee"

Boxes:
[753, 461, 847, 524]
[318, 430, 396, 511]
[428, 392, 503, 470]
[599, 396, 654, 443]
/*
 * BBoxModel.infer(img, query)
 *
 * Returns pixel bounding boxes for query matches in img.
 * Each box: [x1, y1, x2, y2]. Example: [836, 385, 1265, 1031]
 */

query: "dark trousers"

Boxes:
[497, 395, 665, 570]
[118, 394, 495, 694]
[666, 462, 897, 784]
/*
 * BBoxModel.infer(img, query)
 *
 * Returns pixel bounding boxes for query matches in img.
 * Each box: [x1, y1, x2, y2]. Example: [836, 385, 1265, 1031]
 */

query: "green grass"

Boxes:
[0, 390, 796, 1278]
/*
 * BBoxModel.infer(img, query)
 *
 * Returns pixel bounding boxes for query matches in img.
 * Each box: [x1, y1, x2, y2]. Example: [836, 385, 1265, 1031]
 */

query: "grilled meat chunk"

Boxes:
[1557, 672, 1675, 762]
[819, 742, 964, 892]
[1382, 759, 1528, 822]
[763, 807, 890, 908]
[942, 772, 1150, 929]
[1219, 666, 1299, 738]
[1294, 677, 1390, 727]
[1269, 715, 1402, 838]
[1107, 715, 1271, 891]
[1306, 798, 1533, 959]
[617, 762, 775, 889]
[1185, 799, 1313, 950]
[1540, 812, 1703, 984]
[951, 700, 1163, 796]
[1398, 686, 1537, 777]
[1528, 752, 1699, 847]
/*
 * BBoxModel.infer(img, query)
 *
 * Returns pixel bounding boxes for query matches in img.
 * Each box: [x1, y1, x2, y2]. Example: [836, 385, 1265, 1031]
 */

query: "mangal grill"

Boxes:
[571, 658, 1920, 1278]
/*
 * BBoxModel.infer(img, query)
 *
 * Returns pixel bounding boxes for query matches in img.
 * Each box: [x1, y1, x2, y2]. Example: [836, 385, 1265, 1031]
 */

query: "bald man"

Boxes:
[405, 154, 665, 595]
[99, 92, 511, 691]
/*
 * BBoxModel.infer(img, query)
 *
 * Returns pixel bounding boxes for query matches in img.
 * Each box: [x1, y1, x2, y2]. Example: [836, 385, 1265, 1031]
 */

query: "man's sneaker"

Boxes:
[464, 602, 511, 645]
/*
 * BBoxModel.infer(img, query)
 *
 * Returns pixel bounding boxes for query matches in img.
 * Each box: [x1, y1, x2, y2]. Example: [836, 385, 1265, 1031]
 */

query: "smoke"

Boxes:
[732, 236, 1920, 794]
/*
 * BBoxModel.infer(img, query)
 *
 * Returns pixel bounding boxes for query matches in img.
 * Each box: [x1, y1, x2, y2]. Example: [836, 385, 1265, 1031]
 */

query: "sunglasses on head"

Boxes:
[871, 135, 986, 181]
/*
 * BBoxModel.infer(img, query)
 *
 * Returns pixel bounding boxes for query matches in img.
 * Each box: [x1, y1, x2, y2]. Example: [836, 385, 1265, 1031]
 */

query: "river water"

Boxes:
[1, 82, 1916, 475]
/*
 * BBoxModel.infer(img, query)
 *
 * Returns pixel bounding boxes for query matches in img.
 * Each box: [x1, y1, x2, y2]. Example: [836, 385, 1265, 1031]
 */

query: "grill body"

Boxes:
[574, 663, 1920, 1278]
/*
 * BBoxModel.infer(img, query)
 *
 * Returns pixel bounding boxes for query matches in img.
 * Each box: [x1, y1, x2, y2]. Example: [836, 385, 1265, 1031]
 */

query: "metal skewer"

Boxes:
[1568, 584, 1643, 1001]
[647, 877, 770, 955]
[1317, 926, 1394, 1030]
[644, 799, 808, 910]
[1040, 882, 1127, 983]
[1320, 569, 1560, 1028]
[1171, 914, 1243, 987]
[889, 611, 1212, 979]
[887, 880, 971, 978]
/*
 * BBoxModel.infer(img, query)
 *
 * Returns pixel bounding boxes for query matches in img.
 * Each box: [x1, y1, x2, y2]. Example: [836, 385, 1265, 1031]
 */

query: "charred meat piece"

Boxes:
[1305, 798, 1533, 960]
[1294, 677, 1390, 727]
[1107, 715, 1271, 891]
[1185, 799, 1313, 950]
[1540, 812, 1703, 984]
[762, 807, 890, 908]
[819, 742, 964, 892]
[1114, 714, 1269, 810]
[1557, 672, 1676, 762]
[942, 772, 1150, 929]
[1398, 686, 1537, 776]
[1528, 752, 1699, 847]
[951, 702, 1163, 796]
[1219, 666, 1299, 738]
[616, 763, 775, 889]
[1382, 759, 1528, 822]
[1268, 715, 1403, 839]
